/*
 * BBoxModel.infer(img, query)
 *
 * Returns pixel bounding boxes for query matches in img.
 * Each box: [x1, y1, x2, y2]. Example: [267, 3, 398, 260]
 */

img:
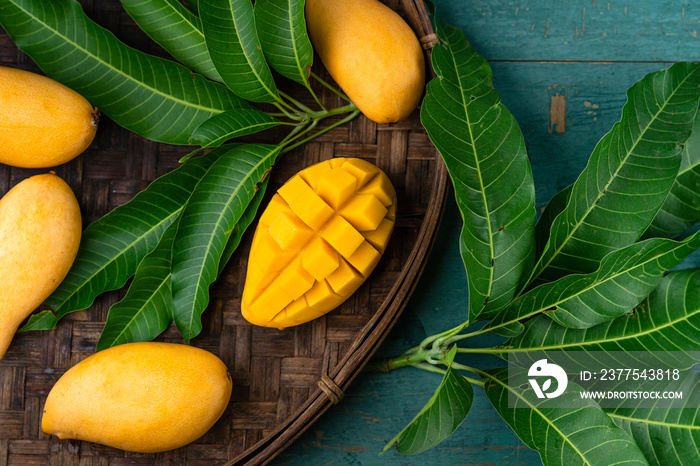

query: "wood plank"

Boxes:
[435, 0, 700, 62]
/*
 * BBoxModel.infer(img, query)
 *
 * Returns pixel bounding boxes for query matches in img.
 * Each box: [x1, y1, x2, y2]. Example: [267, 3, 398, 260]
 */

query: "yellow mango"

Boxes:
[42, 342, 233, 453]
[305, 0, 425, 124]
[0, 174, 81, 361]
[0, 66, 98, 168]
[242, 157, 396, 329]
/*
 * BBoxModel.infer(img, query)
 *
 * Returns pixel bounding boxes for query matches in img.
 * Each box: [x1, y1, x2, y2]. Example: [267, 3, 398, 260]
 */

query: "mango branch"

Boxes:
[364, 344, 448, 373]
[364, 348, 487, 388]
[281, 106, 359, 154]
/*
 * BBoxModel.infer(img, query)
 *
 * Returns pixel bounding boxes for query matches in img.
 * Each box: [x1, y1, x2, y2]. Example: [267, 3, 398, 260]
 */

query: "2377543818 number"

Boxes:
[597, 368, 681, 381]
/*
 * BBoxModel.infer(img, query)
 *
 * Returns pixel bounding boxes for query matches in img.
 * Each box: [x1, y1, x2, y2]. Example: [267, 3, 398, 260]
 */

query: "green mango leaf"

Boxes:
[382, 347, 474, 455]
[502, 268, 700, 370]
[530, 62, 700, 286]
[17, 311, 60, 334]
[644, 111, 700, 239]
[482, 367, 648, 466]
[19, 149, 227, 332]
[535, 185, 572, 258]
[605, 371, 700, 466]
[421, 5, 537, 322]
[184, 0, 199, 14]
[95, 219, 179, 351]
[120, 0, 222, 81]
[172, 143, 281, 342]
[254, 0, 313, 87]
[0, 0, 247, 145]
[191, 108, 282, 148]
[200, 0, 280, 103]
[217, 176, 269, 278]
[484, 230, 700, 334]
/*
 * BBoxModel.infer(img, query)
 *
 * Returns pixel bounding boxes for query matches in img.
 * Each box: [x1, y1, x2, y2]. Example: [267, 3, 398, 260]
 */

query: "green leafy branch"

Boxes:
[369, 3, 700, 464]
[0, 0, 359, 344]
[2, 0, 699, 463]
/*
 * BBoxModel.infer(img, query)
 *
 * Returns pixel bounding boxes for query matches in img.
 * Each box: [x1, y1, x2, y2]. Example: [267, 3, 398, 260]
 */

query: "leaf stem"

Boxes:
[414, 362, 486, 386]
[448, 363, 487, 386]
[281, 120, 318, 148]
[280, 122, 308, 145]
[455, 346, 507, 354]
[279, 90, 313, 113]
[282, 109, 360, 154]
[364, 343, 450, 373]
[446, 322, 503, 342]
[272, 101, 304, 121]
[420, 319, 471, 350]
[310, 71, 352, 102]
[307, 102, 358, 119]
[305, 82, 327, 111]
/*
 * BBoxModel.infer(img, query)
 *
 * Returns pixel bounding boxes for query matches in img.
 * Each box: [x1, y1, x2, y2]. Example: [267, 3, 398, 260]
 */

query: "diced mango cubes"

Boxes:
[320, 215, 365, 258]
[268, 211, 314, 250]
[339, 194, 387, 231]
[317, 168, 357, 209]
[302, 238, 340, 281]
[241, 157, 397, 329]
[326, 258, 363, 297]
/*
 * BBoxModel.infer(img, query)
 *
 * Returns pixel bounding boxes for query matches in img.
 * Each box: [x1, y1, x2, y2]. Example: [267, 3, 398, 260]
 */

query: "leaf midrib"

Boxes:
[531, 66, 698, 283]
[222, 0, 278, 101]
[52, 211, 180, 314]
[487, 235, 697, 334]
[678, 158, 700, 178]
[164, 0, 205, 41]
[287, 0, 307, 84]
[484, 371, 593, 466]
[607, 412, 700, 430]
[201, 115, 279, 147]
[104, 272, 171, 347]
[493, 302, 700, 353]
[132, 0, 205, 41]
[178, 148, 278, 337]
[445, 39, 495, 316]
[16, 0, 226, 114]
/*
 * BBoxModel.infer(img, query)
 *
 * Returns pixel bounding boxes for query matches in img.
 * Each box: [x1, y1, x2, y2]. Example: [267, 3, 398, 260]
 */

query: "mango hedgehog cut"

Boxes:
[241, 157, 397, 329]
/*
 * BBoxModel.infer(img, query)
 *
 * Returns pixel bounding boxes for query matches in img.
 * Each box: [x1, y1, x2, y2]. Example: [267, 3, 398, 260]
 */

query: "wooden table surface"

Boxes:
[273, 1, 700, 464]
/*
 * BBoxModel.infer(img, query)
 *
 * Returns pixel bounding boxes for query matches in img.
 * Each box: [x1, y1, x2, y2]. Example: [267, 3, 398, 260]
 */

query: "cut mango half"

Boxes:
[241, 158, 397, 329]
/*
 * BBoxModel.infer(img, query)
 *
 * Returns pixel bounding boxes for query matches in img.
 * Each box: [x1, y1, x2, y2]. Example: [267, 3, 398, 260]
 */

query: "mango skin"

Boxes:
[0, 173, 82, 361]
[42, 342, 233, 453]
[0, 66, 98, 168]
[305, 0, 425, 124]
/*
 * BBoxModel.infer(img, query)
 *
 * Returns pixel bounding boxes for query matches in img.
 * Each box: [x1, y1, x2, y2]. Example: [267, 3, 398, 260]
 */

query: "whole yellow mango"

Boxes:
[242, 157, 396, 329]
[0, 66, 98, 168]
[42, 342, 233, 453]
[0, 173, 81, 361]
[305, 0, 425, 124]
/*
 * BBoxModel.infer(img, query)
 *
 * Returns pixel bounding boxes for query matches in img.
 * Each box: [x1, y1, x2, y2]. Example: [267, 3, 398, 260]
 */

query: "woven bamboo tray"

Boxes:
[0, 1, 446, 464]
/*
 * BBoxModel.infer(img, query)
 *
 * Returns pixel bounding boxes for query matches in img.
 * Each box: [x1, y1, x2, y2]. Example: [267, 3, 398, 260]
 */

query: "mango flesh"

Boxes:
[0, 66, 98, 168]
[242, 157, 396, 329]
[42, 342, 233, 453]
[0, 173, 81, 361]
[305, 0, 425, 124]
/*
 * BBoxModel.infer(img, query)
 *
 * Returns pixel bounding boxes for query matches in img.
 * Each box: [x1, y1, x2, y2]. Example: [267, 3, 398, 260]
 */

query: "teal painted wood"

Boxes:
[274, 0, 700, 462]
[432, 0, 700, 62]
